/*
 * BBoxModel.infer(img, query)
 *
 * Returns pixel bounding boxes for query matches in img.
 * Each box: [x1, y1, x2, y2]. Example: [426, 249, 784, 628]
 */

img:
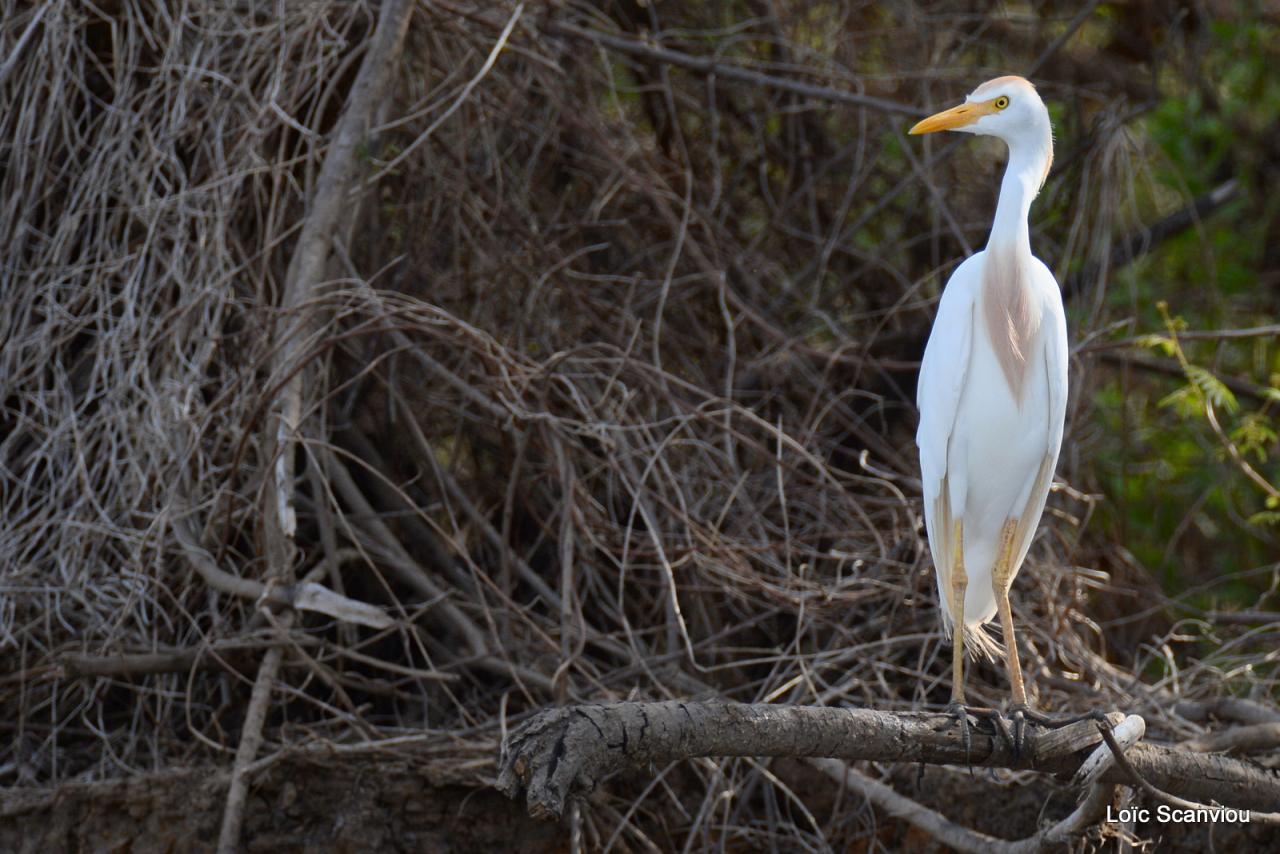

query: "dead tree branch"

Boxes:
[55, 638, 314, 679]
[1176, 697, 1280, 726]
[430, 0, 922, 116]
[497, 701, 1280, 822]
[1064, 178, 1241, 297]
[544, 20, 920, 116]
[1186, 722, 1280, 755]
[812, 759, 1114, 854]
[216, 1, 416, 852]
[1095, 723, 1280, 824]
[216, 617, 291, 854]
[171, 512, 393, 629]
[1095, 350, 1273, 403]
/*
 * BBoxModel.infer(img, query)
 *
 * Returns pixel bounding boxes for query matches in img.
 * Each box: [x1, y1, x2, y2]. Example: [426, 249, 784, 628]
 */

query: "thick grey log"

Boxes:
[496, 701, 1280, 820]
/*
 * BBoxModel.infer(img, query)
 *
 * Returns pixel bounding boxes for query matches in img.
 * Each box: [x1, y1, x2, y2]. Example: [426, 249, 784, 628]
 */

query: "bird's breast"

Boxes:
[980, 245, 1044, 404]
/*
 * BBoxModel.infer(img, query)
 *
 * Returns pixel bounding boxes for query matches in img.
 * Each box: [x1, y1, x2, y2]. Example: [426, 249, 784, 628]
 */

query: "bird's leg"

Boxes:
[992, 517, 1028, 758]
[948, 520, 968, 705]
[989, 521, 1110, 738]
[945, 521, 974, 763]
[936, 523, 1008, 765]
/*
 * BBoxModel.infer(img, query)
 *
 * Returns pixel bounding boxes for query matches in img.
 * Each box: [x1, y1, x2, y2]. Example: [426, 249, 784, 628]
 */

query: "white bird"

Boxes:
[909, 76, 1067, 725]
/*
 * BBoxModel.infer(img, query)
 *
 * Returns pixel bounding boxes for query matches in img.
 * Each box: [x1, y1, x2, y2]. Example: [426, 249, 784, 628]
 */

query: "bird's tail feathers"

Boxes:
[940, 612, 1004, 661]
[962, 622, 1004, 661]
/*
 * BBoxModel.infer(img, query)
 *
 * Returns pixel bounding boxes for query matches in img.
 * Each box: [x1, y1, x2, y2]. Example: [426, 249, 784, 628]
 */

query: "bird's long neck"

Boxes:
[987, 138, 1051, 256]
[982, 133, 1052, 403]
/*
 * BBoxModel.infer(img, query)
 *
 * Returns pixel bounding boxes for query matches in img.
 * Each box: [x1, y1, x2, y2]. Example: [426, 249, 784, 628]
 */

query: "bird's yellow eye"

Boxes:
[994, 96, 1010, 110]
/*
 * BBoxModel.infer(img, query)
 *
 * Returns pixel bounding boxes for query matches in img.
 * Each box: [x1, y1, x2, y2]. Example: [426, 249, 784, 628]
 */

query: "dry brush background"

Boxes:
[1, 1, 1278, 851]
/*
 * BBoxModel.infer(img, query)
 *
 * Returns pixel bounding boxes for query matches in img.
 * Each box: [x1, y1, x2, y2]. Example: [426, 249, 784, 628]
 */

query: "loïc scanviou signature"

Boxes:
[1106, 805, 1252, 824]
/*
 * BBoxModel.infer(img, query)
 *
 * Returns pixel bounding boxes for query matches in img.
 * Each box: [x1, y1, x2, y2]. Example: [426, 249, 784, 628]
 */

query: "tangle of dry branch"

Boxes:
[2, 1, 1276, 850]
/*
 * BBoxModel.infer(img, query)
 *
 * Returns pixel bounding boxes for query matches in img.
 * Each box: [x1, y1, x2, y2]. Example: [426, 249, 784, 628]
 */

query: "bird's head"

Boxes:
[908, 76, 1049, 149]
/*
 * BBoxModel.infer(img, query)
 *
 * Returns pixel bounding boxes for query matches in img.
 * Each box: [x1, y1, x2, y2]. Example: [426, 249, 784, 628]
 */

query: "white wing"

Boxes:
[1038, 260, 1069, 462]
[1008, 259, 1069, 572]
[917, 254, 981, 629]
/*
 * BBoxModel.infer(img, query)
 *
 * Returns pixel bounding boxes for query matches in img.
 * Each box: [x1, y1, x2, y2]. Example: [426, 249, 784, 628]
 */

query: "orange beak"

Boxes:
[908, 101, 993, 135]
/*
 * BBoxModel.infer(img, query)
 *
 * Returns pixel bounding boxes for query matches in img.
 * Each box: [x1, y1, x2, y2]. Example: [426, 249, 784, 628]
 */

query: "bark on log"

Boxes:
[497, 701, 1280, 820]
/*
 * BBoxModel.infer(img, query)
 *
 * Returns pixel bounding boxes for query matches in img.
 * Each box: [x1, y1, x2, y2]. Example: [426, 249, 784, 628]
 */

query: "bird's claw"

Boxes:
[939, 703, 1041, 771]
[998, 704, 1113, 763]
[959, 705, 1025, 764]
[943, 702, 1010, 772]
[986, 708, 1015, 759]
[944, 700, 975, 772]
[1008, 704, 1028, 763]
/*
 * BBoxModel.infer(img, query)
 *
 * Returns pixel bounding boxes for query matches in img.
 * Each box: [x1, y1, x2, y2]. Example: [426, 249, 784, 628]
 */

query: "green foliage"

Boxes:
[1153, 303, 1239, 416]
[1085, 12, 1280, 603]
[1232, 413, 1278, 463]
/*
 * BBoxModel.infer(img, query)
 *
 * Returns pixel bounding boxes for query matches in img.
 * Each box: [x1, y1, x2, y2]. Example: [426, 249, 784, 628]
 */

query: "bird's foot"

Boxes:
[939, 702, 1005, 773]
[952, 704, 1022, 764]
[944, 701, 974, 771]
[1008, 705, 1028, 763]
[999, 705, 1110, 763]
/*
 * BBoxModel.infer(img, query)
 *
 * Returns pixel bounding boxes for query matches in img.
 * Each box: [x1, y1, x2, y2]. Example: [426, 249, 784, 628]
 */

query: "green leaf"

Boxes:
[1185, 365, 1239, 414]
[1158, 384, 1202, 417]
[1231, 413, 1278, 462]
[1135, 334, 1175, 356]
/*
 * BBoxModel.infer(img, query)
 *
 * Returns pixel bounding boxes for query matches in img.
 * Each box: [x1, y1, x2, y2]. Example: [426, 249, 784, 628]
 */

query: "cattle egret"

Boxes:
[910, 76, 1066, 745]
